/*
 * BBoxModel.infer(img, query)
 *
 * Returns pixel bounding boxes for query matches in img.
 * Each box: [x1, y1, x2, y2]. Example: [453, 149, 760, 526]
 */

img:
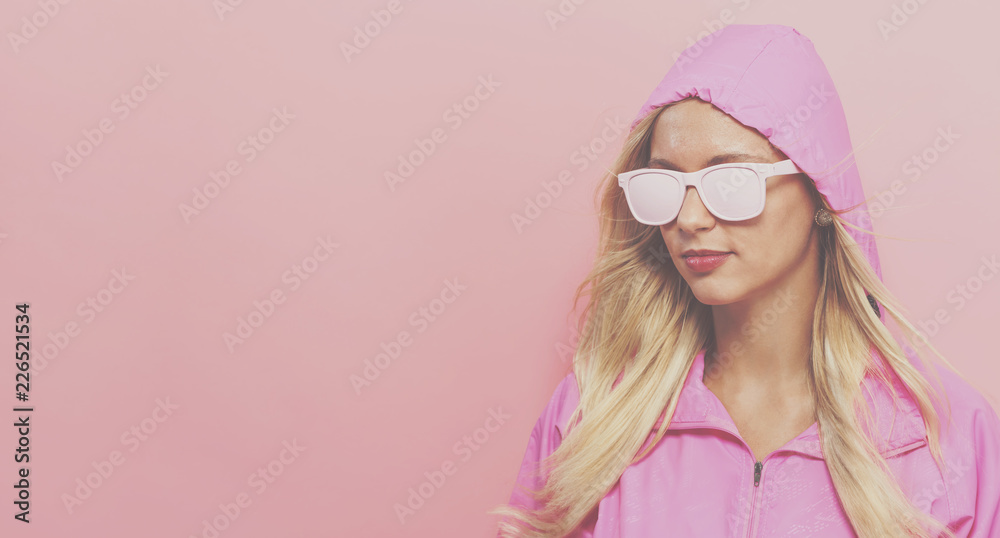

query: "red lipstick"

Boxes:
[681, 249, 733, 273]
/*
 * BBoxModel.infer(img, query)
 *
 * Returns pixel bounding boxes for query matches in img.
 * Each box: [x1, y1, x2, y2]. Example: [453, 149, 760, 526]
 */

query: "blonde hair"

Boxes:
[491, 100, 970, 537]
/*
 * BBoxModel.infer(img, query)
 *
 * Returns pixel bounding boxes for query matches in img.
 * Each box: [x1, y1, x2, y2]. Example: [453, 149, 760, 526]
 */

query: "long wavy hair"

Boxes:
[491, 99, 969, 537]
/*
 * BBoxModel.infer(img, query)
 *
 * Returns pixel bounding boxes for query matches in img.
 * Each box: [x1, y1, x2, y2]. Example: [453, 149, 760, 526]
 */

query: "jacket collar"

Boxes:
[652, 347, 928, 460]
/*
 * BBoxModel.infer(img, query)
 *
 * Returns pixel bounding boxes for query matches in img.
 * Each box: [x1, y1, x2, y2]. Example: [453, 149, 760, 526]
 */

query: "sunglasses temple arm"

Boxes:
[771, 159, 804, 176]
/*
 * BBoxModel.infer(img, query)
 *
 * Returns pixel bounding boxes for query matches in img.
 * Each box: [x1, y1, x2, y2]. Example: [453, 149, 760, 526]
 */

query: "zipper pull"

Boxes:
[753, 461, 762, 487]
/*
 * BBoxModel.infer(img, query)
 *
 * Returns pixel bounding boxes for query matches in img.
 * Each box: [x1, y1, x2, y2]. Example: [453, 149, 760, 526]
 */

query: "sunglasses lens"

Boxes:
[627, 172, 683, 224]
[701, 167, 761, 220]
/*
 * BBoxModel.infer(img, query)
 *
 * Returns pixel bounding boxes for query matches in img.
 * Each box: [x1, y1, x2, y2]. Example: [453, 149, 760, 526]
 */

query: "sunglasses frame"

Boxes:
[617, 159, 805, 225]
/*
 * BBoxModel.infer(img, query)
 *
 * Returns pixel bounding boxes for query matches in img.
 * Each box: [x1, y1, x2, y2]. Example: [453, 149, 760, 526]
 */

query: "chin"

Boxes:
[691, 294, 732, 307]
[684, 281, 743, 307]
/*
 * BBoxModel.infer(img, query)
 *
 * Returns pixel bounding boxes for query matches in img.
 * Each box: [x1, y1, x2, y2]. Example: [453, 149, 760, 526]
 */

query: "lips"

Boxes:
[681, 249, 731, 258]
[681, 249, 733, 273]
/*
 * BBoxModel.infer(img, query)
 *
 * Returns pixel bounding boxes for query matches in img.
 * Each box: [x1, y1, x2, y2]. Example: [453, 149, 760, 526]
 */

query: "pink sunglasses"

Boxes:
[617, 159, 804, 225]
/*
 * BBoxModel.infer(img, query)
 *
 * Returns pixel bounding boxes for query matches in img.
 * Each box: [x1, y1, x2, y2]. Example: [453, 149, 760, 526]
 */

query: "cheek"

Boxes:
[742, 223, 809, 272]
[658, 227, 676, 255]
[758, 196, 812, 246]
[766, 186, 815, 227]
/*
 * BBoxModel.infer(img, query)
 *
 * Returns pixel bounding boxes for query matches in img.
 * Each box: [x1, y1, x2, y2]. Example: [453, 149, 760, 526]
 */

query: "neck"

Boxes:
[703, 270, 820, 393]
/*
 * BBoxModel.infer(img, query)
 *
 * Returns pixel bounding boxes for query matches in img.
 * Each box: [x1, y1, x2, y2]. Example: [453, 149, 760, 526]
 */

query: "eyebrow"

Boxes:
[647, 152, 769, 170]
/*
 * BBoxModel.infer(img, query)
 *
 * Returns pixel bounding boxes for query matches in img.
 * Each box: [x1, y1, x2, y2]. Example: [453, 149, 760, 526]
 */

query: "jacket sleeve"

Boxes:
[505, 373, 579, 513]
[969, 402, 1000, 538]
[962, 398, 1000, 537]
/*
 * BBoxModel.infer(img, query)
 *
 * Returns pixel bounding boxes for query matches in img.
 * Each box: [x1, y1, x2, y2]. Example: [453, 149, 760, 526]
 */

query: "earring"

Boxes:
[814, 208, 833, 227]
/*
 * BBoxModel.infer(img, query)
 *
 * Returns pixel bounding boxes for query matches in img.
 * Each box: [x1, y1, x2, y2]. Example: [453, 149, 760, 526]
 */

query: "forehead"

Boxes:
[648, 98, 779, 170]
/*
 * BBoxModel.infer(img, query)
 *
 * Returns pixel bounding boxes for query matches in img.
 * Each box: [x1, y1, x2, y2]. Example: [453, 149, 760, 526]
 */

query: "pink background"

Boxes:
[1, 1, 998, 537]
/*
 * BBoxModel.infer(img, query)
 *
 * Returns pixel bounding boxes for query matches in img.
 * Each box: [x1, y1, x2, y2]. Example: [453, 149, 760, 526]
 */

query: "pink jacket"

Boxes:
[503, 24, 1000, 537]
[506, 348, 1000, 536]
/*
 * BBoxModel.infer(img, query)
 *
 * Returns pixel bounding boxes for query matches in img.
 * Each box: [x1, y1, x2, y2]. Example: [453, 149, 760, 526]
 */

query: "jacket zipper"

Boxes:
[746, 460, 764, 538]
[664, 415, 927, 537]
[665, 423, 814, 538]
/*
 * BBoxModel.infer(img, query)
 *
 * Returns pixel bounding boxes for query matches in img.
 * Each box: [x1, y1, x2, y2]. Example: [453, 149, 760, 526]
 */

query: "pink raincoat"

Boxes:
[503, 24, 1000, 537]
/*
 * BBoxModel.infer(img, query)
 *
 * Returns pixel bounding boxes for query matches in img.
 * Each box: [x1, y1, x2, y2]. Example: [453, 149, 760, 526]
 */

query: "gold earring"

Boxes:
[814, 208, 833, 227]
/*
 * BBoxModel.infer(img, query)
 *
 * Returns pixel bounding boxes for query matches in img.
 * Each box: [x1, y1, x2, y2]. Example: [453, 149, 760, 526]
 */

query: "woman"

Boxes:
[491, 24, 1000, 537]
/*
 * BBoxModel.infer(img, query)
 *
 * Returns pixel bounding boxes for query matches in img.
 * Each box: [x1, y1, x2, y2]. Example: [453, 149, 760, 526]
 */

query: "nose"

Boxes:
[670, 186, 716, 233]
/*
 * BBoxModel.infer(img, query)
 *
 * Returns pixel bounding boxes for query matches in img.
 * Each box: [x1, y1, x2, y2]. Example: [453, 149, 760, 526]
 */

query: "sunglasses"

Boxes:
[617, 159, 805, 225]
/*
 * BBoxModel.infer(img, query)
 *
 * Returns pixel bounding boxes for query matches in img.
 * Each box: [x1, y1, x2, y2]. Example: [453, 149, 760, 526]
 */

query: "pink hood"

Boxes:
[502, 24, 1000, 537]
[629, 23, 883, 292]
